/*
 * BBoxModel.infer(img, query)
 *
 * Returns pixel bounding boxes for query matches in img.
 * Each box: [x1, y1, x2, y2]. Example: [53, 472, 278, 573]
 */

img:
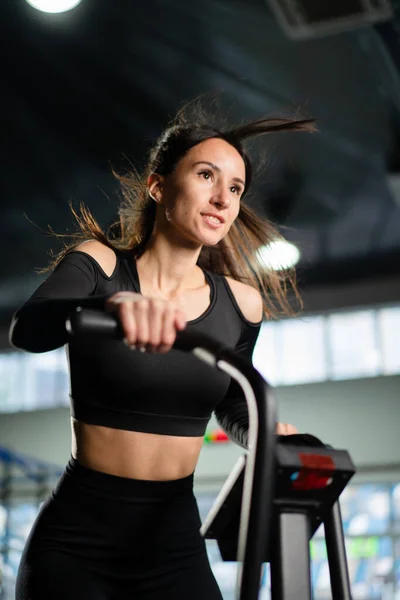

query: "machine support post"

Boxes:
[270, 511, 312, 600]
[324, 501, 352, 600]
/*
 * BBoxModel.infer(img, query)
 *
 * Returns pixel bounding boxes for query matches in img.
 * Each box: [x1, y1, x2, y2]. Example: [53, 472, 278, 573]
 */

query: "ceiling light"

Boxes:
[256, 240, 300, 271]
[25, 0, 82, 13]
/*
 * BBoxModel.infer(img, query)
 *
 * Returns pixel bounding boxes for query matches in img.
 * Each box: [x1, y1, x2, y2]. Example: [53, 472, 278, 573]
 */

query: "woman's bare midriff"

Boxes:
[71, 418, 205, 481]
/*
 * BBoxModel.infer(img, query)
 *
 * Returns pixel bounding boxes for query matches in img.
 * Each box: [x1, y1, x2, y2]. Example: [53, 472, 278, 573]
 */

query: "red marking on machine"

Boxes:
[291, 453, 335, 490]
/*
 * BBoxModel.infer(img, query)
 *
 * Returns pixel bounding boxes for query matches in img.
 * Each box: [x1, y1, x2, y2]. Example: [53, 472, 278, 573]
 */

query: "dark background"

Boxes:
[1, 0, 400, 335]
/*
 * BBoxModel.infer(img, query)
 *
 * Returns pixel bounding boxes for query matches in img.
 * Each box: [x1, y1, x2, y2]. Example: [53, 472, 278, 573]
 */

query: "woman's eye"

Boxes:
[231, 185, 242, 195]
[199, 170, 212, 181]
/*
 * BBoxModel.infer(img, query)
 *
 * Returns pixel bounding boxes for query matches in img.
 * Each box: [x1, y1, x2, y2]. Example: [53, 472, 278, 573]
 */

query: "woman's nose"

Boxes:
[211, 186, 231, 209]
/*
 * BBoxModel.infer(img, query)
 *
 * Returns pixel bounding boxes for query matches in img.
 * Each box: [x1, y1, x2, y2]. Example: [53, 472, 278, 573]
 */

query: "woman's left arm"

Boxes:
[214, 283, 297, 448]
[214, 320, 261, 450]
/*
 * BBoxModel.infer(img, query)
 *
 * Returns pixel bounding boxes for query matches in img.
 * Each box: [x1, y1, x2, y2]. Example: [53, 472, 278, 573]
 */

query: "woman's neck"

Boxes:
[136, 238, 203, 298]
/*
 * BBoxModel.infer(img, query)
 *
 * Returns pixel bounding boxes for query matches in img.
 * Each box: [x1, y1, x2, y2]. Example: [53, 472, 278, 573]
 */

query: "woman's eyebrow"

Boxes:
[192, 161, 245, 187]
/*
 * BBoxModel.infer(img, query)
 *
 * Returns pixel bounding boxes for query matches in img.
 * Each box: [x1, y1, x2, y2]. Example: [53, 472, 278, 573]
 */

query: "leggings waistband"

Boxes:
[53, 457, 195, 502]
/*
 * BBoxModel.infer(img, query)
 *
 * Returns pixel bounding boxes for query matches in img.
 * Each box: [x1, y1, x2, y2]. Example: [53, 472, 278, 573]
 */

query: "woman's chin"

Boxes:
[173, 223, 225, 248]
[197, 225, 226, 245]
[197, 234, 223, 248]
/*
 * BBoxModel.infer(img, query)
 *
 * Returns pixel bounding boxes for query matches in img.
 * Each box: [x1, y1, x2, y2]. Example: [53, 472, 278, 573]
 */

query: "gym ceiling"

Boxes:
[1, 0, 400, 330]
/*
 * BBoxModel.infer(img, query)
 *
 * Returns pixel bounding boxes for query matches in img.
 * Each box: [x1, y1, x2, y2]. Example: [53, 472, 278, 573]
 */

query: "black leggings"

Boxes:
[16, 458, 223, 599]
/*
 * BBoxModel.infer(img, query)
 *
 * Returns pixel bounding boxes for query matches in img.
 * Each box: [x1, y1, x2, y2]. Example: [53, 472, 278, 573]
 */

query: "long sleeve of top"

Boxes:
[9, 252, 114, 353]
[213, 320, 261, 450]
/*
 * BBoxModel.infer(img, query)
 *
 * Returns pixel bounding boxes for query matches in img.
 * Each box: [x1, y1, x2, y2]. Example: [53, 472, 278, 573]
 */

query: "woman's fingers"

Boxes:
[275, 422, 298, 436]
[134, 299, 150, 350]
[106, 292, 187, 353]
[174, 308, 187, 331]
[158, 305, 179, 353]
[118, 301, 137, 347]
[147, 299, 165, 350]
[105, 292, 138, 347]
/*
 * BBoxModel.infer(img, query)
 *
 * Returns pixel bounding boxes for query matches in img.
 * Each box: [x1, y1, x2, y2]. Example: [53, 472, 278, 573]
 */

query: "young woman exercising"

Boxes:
[10, 106, 314, 599]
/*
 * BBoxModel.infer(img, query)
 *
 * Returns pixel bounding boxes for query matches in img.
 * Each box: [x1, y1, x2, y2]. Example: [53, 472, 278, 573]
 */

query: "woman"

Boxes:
[10, 106, 315, 599]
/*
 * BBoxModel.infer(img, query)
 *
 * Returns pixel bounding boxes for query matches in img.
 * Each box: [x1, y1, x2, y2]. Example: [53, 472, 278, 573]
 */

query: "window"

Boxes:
[252, 321, 279, 386]
[378, 307, 400, 375]
[327, 311, 380, 380]
[278, 316, 327, 384]
[0, 348, 69, 413]
[252, 306, 400, 387]
[0, 353, 23, 412]
[254, 316, 328, 386]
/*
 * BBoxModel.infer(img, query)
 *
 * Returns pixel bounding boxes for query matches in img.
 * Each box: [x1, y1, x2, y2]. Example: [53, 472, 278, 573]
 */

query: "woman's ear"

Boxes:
[147, 173, 164, 203]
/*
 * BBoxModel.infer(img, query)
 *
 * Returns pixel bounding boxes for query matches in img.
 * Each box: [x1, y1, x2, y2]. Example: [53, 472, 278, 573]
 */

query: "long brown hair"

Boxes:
[43, 102, 316, 319]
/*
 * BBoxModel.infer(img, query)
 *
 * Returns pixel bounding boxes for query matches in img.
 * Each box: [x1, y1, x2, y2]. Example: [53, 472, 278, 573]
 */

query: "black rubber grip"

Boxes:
[67, 307, 225, 355]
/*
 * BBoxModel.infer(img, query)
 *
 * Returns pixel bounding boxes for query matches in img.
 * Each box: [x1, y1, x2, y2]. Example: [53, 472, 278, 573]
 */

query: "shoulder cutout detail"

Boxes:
[224, 277, 263, 324]
[72, 240, 117, 279]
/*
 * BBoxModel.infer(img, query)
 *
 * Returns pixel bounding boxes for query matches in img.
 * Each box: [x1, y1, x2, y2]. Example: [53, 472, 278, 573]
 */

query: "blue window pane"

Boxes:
[8, 503, 38, 545]
[395, 537, 400, 559]
[312, 537, 394, 599]
[340, 485, 391, 536]
[0, 504, 7, 545]
[393, 484, 400, 534]
[395, 554, 400, 595]
[312, 557, 331, 594]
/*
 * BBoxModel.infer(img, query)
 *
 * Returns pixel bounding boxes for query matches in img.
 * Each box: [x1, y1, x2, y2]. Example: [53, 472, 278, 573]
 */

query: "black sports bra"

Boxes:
[9, 249, 262, 446]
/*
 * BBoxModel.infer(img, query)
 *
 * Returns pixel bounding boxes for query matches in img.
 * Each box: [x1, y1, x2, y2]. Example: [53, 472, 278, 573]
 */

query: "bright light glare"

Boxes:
[26, 0, 81, 13]
[256, 240, 300, 271]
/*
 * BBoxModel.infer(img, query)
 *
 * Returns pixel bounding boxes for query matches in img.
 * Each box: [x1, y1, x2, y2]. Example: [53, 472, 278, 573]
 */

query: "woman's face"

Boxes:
[151, 137, 246, 247]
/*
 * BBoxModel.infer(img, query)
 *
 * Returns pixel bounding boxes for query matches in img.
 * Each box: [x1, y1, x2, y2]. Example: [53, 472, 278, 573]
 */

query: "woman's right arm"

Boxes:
[10, 241, 187, 355]
[9, 245, 115, 353]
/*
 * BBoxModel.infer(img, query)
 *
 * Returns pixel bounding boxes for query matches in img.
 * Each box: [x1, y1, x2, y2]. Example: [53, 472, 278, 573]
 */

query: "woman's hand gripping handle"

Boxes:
[105, 291, 187, 354]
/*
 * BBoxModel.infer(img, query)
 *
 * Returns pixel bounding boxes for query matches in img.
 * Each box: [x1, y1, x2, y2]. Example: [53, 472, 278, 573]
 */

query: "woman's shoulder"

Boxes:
[72, 240, 117, 278]
[222, 275, 263, 325]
